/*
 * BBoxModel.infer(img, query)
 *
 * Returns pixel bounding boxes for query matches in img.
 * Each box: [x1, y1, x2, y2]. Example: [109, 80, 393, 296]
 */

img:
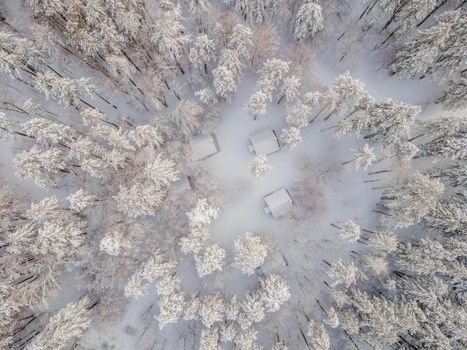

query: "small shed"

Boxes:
[171, 176, 192, 197]
[248, 129, 279, 156]
[263, 188, 293, 218]
[191, 134, 220, 161]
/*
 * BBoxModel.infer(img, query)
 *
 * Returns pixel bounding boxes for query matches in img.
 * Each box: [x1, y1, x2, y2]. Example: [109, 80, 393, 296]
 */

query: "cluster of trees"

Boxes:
[0, 182, 94, 349]
[319, 218, 466, 349]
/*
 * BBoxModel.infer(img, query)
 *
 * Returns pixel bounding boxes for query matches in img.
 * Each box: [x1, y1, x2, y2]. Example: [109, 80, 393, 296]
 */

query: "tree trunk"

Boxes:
[417, 0, 448, 27]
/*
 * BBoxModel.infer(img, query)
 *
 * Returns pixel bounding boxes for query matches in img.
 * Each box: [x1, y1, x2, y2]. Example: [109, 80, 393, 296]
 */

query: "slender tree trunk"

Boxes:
[417, 0, 448, 27]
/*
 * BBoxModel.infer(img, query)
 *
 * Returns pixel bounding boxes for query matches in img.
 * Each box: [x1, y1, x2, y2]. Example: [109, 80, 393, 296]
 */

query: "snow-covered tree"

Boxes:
[279, 75, 301, 103]
[324, 307, 339, 328]
[27, 0, 66, 17]
[382, 172, 444, 228]
[241, 291, 265, 324]
[200, 327, 219, 350]
[157, 292, 186, 328]
[114, 183, 167, 218]
[199, 293, 225, 328]
[14, 146, 68, 188]
[144, 154, 180, 190]
[418, 114, 466, 162]
[386, 0, 437, 42]
[390, 10, 460, 78]
[232, 232, 268, 275]
[366, 99, 421, 145]
[338, 220, 361, 242]
[169, 100, 206, 137]
[0, 32, 43, 77]
[150, 2, 191, 71]
[368, 230, 398, 255]
[424, 199, 466, 234]
[212, 64, 238, 99]
[22, 118, 75, 146]
[26, 297, 91, 350]
[34, 72, 95, 107]
[195, 244, 226, 277]
[286, 102, 311, 128]
[186, 198, 219, 227]
[125, 251, 176, 298]
[293, 1, 324, 40]
[99, 232, 124, 256]
[228, 0, 278, 24]
[179, 225, 210, 255]
[429, 13, 466, 79]
[189, 34, 215, 74]
[227, 24, 254, 61]
[279, 127, 302, 149]
[246, 59, 289, 118]
[328, 259, 359, 288]
[439, 75, 467, 110]
[249, 155, 273, 180]
[259, 274, 291, 312]
[307, 320, 331, 350]
[343, 144, 376, 170]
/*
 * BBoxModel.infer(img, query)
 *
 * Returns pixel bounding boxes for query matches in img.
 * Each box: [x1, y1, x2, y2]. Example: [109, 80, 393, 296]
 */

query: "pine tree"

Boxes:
[307, 320, 331, 350]
[199, 293, 225, 328]
[200, 327, 219, 350]
[390, 10, 460, 78]
[368, 230, 398, 255]
[293, 1, 324, 40]
[279, 127, 302, 149]
[365, 99, 421, 145]
[22, 118, 75, 146]
[0, 32, 44, 77]
[439, 74, 467, 110]
[227, 24, 254, 62]
[195, 244, 226, 277]
[228, 0, 278, 24]
[34, 72, 95, 107]
[279, 75, 301, 103]
[424, 199, 466, 234]
[249, 155, 273, 180]
[343, 144, 376, 170]
[328, 259, 359, 287]
[385, 0, 437, 43]
[27, 0, 67, 16]
[99, 232, 123, 256]
[259, 274, 290, 312]
[418, 114, 466, 163]
[186, 198, 219, 227]
[338, 220, 361, 242]
[286, 102, 311, 128]
[246, 59, 289, 118]
[114, 183, 167, 218]
[382, 172, 444, 228]
[157, 292, 186, 328]
[232, 232, 268, 275]
[189, 34, 215, 74]
[14, 146, 68, 188]
[25, 297, 91, 350]
[429, 14, 466, 79]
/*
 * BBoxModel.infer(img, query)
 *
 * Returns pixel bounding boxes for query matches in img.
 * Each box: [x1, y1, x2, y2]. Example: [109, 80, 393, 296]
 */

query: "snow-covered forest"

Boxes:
[0, 0, 465, 349]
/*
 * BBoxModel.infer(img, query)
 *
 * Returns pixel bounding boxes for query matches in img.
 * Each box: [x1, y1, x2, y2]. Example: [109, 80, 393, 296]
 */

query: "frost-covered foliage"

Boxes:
[26, 297, 91, 350]
[294, 1, 324, 40]
[382, 172, 445, 228]
[233, 232, 268, 275]
[249, 155, 273, 180]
